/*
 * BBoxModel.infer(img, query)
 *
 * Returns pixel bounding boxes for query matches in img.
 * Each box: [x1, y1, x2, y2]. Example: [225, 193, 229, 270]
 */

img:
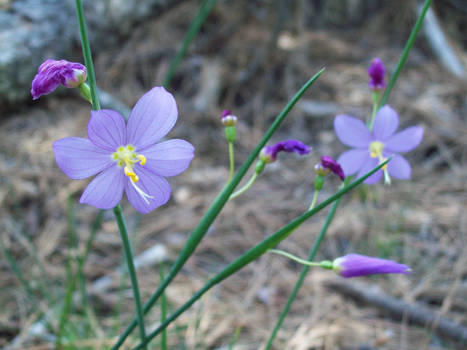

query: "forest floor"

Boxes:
[1, 1, 466, 349]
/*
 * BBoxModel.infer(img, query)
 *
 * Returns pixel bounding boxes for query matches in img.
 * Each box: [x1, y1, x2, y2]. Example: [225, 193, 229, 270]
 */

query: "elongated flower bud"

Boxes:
[332, 254, 411, 278]
[259, 139, 310, 164]
[367, 58, 386, 91]
[315, 155, 345, 181]
[31, 59, 87, 100]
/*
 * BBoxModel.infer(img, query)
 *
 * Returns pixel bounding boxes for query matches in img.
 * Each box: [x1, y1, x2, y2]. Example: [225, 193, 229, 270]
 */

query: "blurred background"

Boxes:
[1, 0, 466, 349]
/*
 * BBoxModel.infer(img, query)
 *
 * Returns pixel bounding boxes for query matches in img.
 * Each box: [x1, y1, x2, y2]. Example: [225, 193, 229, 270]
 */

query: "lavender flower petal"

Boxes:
[385, 126, 424, 153]
[79, 165, 125, 209]
[372, 105, 399, 141]
[124, 166, 171, 214]
[356, 156, 382, 185]
[334, 115, 371, 148]
[333, 254, 411, 278]
[143, 139, 195, 177]
[337, 149, 369, 176]
[52, 137, 113, 179]
[127, 87, 177, 149]
[387, 154, 411, 179]
[87, 110, 127, 151]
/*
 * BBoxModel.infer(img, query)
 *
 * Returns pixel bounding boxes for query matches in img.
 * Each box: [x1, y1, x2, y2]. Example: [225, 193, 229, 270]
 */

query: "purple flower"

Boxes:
[221, 109, 237, 127]
[316, 156, 345, 181]
[334, 105, 423, 184]
[31, 59, 87, 100]
[259, 140, 310, 163]
[368, 58, 386, 91]
[333, 254, 411, 278]
[53, 87, 194, 214]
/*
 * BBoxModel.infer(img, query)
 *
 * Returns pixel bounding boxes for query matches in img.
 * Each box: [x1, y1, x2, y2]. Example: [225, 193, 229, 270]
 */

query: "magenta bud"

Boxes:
[31, 59, 87, 100]
[221, 109, 238, 126]
[332, 254, 411, 278]
[317, 156, 345, 181]
[259, 139, 310, 164]
[367, 58, 386, 91]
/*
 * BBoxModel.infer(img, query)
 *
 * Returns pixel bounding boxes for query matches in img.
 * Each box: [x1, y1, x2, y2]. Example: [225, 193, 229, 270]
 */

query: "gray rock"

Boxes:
[0, 0, 183, 111]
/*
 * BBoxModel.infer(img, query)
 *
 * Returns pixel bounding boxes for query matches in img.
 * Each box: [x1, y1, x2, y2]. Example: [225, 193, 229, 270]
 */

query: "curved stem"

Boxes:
[263, 177, 350, 350]
[229, 172, 258, 200]
[131, 162, 387, 349]
[308, 190, 319, 210]
[113, 205, 147, 350]
[228, 141, 235, 182]
[268, 249, 322, 267]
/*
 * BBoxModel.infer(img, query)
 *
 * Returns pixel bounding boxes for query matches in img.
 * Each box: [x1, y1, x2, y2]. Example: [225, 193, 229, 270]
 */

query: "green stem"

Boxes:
[263, 177, 349, 349]
[75, 0, 100, 110]
[160, 264, 168, 350]
[77, 210, 103, 331]
[163, 0, 217, 88]
[131, 162, 388, 349]
[228, 141, 235, 182]
[113, 205, 147, 350]
[378, 0, 432, 108]
[57, 197, 80, 346]
[308, 190, 319, 210]
[229, 172, 258, 199]
[111, 69, 325, 350]
[368, 91, 380, 130]
[268, 249, 322, 267]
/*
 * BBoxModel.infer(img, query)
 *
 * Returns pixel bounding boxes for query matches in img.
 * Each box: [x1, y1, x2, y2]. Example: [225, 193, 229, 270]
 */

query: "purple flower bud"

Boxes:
[367, 58, 386, 91]
[221, 109, 238, 127]
[31, 59, 87, 100]
[259, 140, 310, 163]
[333, 254, 411, 278]
[318, 155, 345, 181]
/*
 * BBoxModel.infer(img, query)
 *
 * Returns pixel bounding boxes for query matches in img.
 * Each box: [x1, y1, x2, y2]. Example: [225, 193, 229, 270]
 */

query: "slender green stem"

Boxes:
[378, 0, 432, 108]
[268, 249, 322, 267]
[163, 0, 217, 88]
[308, 190, 319, 210]
[228, 326, 242, 350]
[75, 0, 100, 110]
[230, 172, 258, 199]
[0, 238, 36, 298]
[111, 69, 325, 350]
[228, 141, 235, 182]
[368, 91, 380, 130]
[113, 205, 147, 350]
[160, 264, 168, 350]
[77, 210, 103, 332]
[132, 162, 388, 349]
[264, 177, 350, 349]
[57, 197, 80, 345]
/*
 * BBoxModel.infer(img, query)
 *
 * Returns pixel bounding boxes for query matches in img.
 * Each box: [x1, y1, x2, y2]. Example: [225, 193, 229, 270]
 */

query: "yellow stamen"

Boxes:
[112, 144, 152, 201]
[137, 154, 146, 165]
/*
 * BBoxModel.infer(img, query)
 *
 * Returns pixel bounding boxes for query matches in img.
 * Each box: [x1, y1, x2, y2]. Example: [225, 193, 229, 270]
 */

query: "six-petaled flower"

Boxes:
[53, 87, 194, 214]
[334, 105, 423, 184]
[31, 59, 87, 100]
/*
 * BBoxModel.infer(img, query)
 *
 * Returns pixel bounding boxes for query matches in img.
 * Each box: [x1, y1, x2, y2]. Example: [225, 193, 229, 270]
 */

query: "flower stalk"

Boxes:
[113, 205, 148, 350]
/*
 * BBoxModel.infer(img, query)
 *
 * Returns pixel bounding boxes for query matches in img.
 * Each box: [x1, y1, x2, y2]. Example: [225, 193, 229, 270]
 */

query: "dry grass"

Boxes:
[0, 1, 466, 349]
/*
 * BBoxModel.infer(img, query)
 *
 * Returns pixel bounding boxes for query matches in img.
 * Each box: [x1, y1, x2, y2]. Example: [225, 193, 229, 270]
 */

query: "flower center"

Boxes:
[369, 141, 391, 185]
[369, 141, 384, 158]
[112, 145, 153, 204]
